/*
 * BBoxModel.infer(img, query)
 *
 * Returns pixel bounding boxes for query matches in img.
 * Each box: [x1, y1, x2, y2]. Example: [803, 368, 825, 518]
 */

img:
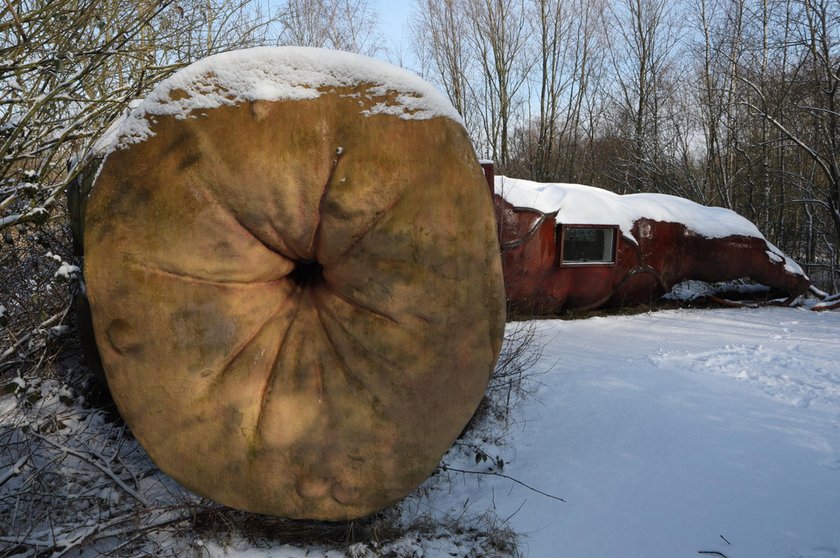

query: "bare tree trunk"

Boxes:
[412, 0, 473, 128]
[604, 0, 681, 193]
[466, 0, 530, 171]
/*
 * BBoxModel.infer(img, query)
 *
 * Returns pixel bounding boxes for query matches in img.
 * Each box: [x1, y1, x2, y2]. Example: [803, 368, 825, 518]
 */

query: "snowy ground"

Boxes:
[425, 307, 840, 558]
[2, 306, 839, 557]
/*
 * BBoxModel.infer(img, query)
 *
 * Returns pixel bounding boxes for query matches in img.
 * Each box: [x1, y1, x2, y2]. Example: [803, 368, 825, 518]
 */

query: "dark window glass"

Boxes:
[562, 227, 615, 263]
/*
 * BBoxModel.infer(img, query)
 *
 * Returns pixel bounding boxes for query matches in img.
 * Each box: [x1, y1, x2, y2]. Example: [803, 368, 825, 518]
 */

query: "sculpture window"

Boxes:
[558, 225, 618, 265]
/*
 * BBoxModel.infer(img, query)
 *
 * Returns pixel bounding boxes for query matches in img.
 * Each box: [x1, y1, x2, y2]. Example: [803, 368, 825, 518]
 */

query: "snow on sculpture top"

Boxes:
[495, 175, 806, 277]
[100, 47, 464, 151]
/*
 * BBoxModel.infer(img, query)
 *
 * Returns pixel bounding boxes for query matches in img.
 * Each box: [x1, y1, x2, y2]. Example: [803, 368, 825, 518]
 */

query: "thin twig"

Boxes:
[31, 433, 150, 506]
[2, 0, 27, 42]
[0, 453, 30, 488]
[0, 307, 68, 364]
[0, 506, 209, 556]
[441, 465, 565, 502]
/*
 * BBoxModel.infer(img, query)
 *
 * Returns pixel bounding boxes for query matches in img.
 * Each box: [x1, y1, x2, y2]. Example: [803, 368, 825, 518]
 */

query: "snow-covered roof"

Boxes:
[496, 175, 763, 240]
[495, 175, 806, 277]
[101, 46, 463, 151]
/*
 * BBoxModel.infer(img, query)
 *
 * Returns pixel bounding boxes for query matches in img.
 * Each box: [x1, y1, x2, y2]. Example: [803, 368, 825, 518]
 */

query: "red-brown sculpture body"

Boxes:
[494, 184, 810, 314]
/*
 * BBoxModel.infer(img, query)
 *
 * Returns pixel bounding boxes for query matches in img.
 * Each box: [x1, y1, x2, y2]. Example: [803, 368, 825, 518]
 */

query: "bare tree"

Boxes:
[409, 0, 531, 167]
[1, 1, 170, 232]
[603, 0, 686, 193]
[412, 0, 474, 125]
[797, 0, 840, 252]
[277, 0, 384, 56]
[466, 0, 531, 169]
[510, 0, 605, 183]
[693, 0, 747, 208]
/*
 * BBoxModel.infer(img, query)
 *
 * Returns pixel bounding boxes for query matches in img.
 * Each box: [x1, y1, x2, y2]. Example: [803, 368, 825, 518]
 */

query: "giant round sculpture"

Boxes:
[84, 47, 506, 520]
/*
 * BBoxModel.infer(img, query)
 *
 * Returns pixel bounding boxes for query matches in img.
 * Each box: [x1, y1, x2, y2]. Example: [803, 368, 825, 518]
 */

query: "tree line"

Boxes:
[411, 0, 840, 290]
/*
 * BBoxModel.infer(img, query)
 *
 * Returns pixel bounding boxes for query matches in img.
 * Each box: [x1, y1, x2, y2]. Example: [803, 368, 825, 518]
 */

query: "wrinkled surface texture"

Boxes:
[84, 75, 505, 519]
[496, 197, 809, 314]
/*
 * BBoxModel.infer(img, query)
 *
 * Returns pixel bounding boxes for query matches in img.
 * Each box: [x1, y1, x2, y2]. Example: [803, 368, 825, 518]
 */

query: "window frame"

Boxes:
[556, 224, 619, 267]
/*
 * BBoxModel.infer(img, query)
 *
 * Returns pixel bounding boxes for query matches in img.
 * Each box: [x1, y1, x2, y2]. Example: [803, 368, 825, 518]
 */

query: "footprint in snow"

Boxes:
[649, 345, 840, 408]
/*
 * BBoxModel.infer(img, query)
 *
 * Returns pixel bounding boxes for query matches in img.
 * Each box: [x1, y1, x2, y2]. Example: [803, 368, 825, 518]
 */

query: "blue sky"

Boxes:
[374, 1, 412, 33]
[373, 0, 413, 51]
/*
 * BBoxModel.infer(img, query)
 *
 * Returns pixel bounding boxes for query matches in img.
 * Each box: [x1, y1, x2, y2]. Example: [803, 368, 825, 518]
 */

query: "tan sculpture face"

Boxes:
[84, 71, 505, 520]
